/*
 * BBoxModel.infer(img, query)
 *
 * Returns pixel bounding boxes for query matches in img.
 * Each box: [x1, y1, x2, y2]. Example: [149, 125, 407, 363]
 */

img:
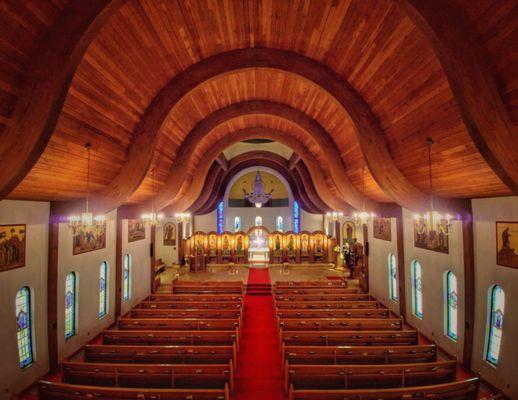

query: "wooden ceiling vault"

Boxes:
[0, 0, 516, 217]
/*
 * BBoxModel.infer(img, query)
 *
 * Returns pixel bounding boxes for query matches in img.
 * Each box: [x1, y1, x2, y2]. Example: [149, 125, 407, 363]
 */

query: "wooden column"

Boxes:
[395, 208, 407, 318]
[462, 202, 475, 369]
[47, 211, 60, 372]
[362, 224, 369, 293]
[178, 222, 184, 265]
[115, 216, 123, 319]
[150, 224, 156, 293]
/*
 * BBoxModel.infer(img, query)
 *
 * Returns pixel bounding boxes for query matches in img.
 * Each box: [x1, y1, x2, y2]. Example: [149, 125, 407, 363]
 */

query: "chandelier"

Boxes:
[353, 165, 375, 226]
[141, 168, 164, 227]
[414, 138, 452, 235]
[69, 143, 105, 229]
[243, 170, 273, 208]
[326, 211, 344, 222]
[174, 212, 191, 223]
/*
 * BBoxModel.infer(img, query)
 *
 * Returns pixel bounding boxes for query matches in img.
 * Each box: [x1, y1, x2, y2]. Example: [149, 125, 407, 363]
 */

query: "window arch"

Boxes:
[255, 216, 262, 227]
[16, 287, 34, 368]
[388, 253, 398, 302]
[65, 272, 77, 339]
[444, 271, 458, 340]
[234, 216, 241, 232]
[123, 254, 131, 302]
[99, 262, 108, 318]
[411, 260, 423, 319]
[293, 201, 300, 233]
[217, 201, 224, 234]
[485, 285, 505, 366]
[276, 216, 284, 232]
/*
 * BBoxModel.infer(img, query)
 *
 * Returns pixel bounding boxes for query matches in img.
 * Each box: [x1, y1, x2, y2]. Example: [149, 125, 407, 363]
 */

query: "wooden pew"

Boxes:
[281, 344, 437, 366]
[279, 318, 403, 332]
[146, 294, 243, 302]
[280, 330, 418, 347]
[273, 288, 359, 295]
[287, 378, 479, 400]
[128, 308, 242, 322]
[39, 380, 230, 400]
[138, 300, 242, 310]
[274, 294, 372, 302]
[103, 330, 239, 348]
[285, 360, 457, 392]
[275, 300, 379, 310]
[172, 281, 243, 294]
[276, 309, 393, 319]
[274, 281, 348, 288]
[62, 361, 234, 392]
[119, 318, 240, 333]
[84, 344, 237, 369]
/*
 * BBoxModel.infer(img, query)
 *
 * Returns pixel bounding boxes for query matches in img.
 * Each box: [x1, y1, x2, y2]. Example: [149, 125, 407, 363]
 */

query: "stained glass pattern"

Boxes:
[293, 201, 300, 233]
[65, 272, 76, 339]
[99, 262, 108, 318]
[16, 287, 33, 368]
[234, 216, 241, 232]
[255, 216, 262, 227]
[388, 253, 398, 302]
[445, 271, 458, 340]
[486, 285, 505, 366]
[217, 201, 224, 234]
[276, 216, 284, 232]
[412, 261, 423, 319]
[123, 254, 131, 302]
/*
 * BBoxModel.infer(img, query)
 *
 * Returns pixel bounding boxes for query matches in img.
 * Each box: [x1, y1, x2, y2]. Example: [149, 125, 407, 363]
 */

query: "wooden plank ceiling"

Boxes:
[1, 0, 515, 206]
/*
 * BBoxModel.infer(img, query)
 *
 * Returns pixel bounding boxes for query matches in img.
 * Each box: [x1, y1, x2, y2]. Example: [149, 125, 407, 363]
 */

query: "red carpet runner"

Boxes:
[234, 269, 286, 399]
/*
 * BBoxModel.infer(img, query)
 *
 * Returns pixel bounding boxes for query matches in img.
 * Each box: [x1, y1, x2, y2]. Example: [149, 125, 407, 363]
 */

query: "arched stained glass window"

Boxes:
[412, 260, 423, 319]
[445, 271, 458, 340]
[234, 216, 241, 232]
[217, 201, 224, 234]
[255, 216, 262, 227]
[99, 262, 108, 318]
[65, 272, 77, 339]
[276, 216, 284, 232]
[388, 253, 398, 302]
[293, 201, 300, 233]
[485, 285, 505, 366]
[123, 254, 131, 302]
[16, 287, 33, 368]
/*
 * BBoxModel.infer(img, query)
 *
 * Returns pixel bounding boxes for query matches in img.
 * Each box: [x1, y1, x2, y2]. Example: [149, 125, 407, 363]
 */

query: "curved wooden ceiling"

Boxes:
[1, 0, 516, 211]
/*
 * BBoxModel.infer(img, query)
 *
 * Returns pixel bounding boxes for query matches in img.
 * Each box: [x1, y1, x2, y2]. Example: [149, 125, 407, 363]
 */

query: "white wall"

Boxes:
[0, 200, 50, 400]
[225, 206, 293, 232]
[155, 218, 179, 265]
[194, 210, 217, 232]
[301, 210, 323, 232]
[471, 196, 518, 399]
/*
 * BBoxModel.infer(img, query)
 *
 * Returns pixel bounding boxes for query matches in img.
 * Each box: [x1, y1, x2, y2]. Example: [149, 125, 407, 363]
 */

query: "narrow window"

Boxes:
[217, 201, 224, 234]
[276, 216, 284, 232]
[16, 287, 34, 368]
[234, 216, 241, 232]
[485, 285, 505, 366]
[388, 253, 398, 302]
[123, 254, 131, 302]
[445, 271, 458, 340]
[99, 262, 108, 318]
[293, 201, 300, 233]
[255, 216, 262, 227]
[65, 272, 77, 339]
[412, 260, 423, 319]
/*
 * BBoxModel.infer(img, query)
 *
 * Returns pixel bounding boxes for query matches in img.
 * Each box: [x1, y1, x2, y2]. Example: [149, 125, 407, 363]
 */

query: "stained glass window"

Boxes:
[276, 216, 284, 232]
[445, 271, 458, 340]
[293, 201, 300, 233]
[123, 254, 131, 302]
[65, 272, 76, 339]
[412, 260, 423, 319]
[99, 262, 108, 318]
[234, 216, 241, 232]
[388, 253, 398, 302]
[16, 287, 33, 368]
[485, 285, 505, 366]
[255, 216, 262, 227]
[217, 201, 224, 234]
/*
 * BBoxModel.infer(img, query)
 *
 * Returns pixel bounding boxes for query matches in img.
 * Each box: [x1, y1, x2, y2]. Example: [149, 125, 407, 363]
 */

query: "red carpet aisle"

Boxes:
[234, 269, 286, 399]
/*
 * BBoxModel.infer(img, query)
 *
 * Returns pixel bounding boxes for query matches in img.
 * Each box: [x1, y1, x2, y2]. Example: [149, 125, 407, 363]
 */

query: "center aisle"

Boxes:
[234, 269, 286, 400]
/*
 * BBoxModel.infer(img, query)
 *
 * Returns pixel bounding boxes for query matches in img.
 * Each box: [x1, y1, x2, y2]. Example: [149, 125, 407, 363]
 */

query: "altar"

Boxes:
[248, 228, 269, 268]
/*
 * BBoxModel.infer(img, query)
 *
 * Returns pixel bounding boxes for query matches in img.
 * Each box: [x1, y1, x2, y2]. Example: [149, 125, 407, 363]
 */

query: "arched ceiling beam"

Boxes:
[0, 0, 127, 199]
[88, 48, 432, 213]
[187, 162, 225, 215]
[397, 0, 518, 195]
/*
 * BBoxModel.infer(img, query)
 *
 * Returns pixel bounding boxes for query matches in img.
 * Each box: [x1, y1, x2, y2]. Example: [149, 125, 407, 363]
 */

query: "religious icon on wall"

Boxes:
[73, 222, 106, 255]
[496, 221, 518, 269]
[413, 218, 449, 254]
[236, 234, 244, 255]
[273, 234, 282, 255]
[314, 234, 324, 254]
[301, 234, 310, 255]
[286, 234, 296, 255]
[163, 222, 176, 246]
[222, 234, 231, 255]
[342, 221, 356, 246]
[208, 233, 217, 256]
[128, 219, 145, 242]
[373, 217, 391, 241]
[0, 224, 26, 272]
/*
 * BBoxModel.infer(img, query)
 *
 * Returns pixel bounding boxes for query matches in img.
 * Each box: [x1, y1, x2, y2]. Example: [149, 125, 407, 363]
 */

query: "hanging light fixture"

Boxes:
[353, 165, 375, 226]
[243, 170, 273, 208]
[141, 168, 164, 227]
[414, 138, 452, 235]
[174, 212, 191, 223]
[326, 211, 344, 222]
[69, 143, 105, 229]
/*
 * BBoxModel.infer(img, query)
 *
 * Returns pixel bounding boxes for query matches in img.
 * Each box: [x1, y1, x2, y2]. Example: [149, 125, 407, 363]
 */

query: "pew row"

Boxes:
[285, 360, 457, 392]
[172, 281, 243, 294]
[137, 300, 242, 310]
[119, 318, 240, 334]
[103, 330, 239, 348]
[279, 318, 403, 332]
[39, 380, 230, 400]
[273, 288, 359, 295]
[275, 294, 372, 302]
[275, 300, 379, 310]
[128, 308, 242, 323]
[62, 361, 234, 392]
[281, 344, 437, 366]
[287, 378, 479, 400]
[280, 330, 418, 347]
[147, 294, 243, 302]
[274, 281, 348, 288]
[277, 309, 393, 319]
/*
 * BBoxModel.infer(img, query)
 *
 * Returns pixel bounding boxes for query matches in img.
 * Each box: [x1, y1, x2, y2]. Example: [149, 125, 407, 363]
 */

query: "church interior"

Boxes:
[0, 1, 517, 399]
